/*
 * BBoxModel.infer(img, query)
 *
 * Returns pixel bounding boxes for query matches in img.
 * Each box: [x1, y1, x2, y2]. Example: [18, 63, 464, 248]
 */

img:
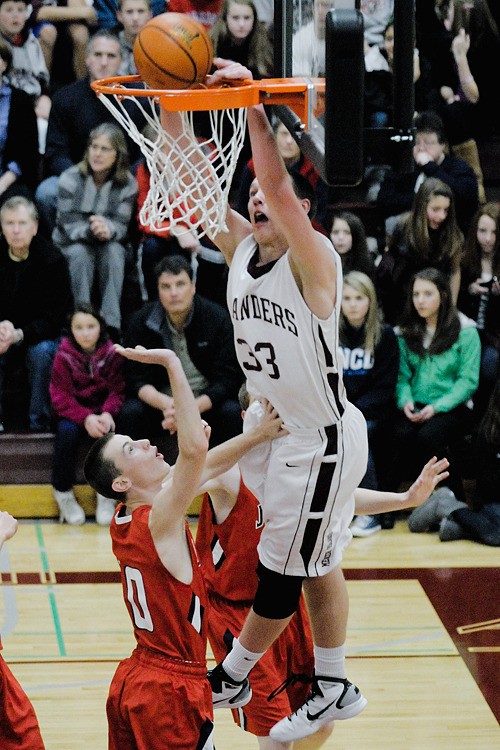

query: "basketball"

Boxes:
[133, 13, 214, 90]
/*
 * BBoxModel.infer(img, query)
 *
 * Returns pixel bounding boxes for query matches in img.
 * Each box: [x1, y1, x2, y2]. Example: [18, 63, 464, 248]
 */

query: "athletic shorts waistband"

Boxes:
[283, 401, 358, 437]
[132, 644, 207, 676]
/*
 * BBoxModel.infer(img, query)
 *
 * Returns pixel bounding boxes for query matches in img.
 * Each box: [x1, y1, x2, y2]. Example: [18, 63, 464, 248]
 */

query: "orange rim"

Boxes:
[91, 76, 325, 128]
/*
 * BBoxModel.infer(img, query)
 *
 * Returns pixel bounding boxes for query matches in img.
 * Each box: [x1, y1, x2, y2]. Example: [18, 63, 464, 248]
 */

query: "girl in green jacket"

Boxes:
[391, 266, 480, 502]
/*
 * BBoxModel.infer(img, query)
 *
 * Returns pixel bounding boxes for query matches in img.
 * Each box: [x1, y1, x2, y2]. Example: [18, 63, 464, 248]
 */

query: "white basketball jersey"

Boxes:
[227, 233, 348, 429]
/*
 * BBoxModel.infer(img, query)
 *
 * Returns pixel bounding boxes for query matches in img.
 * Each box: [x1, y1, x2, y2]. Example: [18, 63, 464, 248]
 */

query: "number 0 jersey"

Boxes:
[111, 504, 208, 664]
[227, 233, 348, 429]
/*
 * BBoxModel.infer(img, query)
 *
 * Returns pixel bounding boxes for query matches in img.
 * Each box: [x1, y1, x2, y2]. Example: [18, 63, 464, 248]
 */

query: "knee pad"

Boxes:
[252, 562, 304, 619]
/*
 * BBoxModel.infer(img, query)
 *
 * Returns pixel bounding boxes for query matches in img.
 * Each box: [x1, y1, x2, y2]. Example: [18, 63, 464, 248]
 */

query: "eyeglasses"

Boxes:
[89, 143, 116, 153]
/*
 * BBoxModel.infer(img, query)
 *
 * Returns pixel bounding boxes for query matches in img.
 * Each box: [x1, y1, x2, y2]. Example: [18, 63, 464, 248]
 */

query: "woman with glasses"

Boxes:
[52, 123, 137, 341]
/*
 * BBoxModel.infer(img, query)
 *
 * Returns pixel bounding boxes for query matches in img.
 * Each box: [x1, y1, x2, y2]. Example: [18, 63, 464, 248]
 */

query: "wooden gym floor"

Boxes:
[0, 514, 498, 749]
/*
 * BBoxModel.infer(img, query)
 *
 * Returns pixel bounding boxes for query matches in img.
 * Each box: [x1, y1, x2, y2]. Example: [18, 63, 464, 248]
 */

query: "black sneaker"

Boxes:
[269, 673, 367, 741]
[207, 663, 252, 709]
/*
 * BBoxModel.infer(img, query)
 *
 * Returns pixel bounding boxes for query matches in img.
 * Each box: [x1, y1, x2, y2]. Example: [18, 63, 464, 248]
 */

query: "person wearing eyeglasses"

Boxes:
[52, 122, 138, 342]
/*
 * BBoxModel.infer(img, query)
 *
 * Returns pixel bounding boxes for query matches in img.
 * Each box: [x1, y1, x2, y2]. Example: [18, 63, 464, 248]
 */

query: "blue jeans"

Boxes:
[35, 175, 59, 237]
[52, 419, 90, 490]
[26, 339, 60, 430]
[0, 339, 59, 430]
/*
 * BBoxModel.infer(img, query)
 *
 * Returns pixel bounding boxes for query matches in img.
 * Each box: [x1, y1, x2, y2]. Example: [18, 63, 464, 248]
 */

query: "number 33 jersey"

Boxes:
[227, 233, 348, 429]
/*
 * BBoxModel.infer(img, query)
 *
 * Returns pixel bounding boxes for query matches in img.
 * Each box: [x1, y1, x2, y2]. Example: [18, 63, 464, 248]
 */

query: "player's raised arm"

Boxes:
[246, 103, 337, 317]
[159, 58, 254, 264]
[114, 345, 208, 528]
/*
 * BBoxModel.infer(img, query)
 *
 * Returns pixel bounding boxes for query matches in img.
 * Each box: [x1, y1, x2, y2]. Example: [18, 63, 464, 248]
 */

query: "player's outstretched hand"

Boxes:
[406, 457, 450, 508]
[206, 57, 253, 86]
[114, 345, 176, 367]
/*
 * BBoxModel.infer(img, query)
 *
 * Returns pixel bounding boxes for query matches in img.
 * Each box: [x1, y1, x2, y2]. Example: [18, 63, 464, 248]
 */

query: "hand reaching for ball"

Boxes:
[206, 58, 254, 86]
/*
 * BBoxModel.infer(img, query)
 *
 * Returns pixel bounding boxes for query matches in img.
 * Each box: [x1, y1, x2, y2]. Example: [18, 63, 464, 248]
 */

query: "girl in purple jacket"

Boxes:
[49, 304, 125, 525]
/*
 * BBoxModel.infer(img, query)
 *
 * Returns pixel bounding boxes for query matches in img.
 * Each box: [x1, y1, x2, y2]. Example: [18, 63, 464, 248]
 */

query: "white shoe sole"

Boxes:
[270, 693, 367, 741]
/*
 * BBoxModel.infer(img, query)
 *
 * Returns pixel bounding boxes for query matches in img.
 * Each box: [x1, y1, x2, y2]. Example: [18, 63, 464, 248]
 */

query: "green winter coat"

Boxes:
[396, 315, 481, 413]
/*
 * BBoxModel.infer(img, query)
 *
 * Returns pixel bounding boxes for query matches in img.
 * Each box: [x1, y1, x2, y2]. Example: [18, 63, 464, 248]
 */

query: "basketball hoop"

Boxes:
[91, 76, 324, 241]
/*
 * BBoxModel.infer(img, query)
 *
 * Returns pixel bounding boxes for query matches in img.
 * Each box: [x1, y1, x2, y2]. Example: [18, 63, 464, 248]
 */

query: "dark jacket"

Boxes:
[376, 154, 479, 235]
[340, 321, 399, 421]
[0, 234, 73, 345]
[2, 86, 40, 190]
[123, 297, 243, 407]
[375, 219, 458, 326]
[43, 76, 144, 178]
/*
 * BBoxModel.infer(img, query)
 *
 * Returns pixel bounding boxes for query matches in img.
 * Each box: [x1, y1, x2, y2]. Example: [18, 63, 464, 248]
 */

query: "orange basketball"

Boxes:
[133, 12, 214, 90]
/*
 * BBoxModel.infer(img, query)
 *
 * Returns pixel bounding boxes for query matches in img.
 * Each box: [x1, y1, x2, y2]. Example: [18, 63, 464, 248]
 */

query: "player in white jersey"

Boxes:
[161, 58, 369, 742]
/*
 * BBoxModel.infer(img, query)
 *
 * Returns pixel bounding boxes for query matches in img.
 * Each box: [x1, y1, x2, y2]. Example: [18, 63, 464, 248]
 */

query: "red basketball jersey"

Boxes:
[196, 479, 263, 603]
[111, 504, 208, 664]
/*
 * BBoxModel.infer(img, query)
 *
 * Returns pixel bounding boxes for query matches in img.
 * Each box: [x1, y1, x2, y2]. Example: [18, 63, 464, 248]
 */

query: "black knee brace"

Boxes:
[252, 562, 304, 619]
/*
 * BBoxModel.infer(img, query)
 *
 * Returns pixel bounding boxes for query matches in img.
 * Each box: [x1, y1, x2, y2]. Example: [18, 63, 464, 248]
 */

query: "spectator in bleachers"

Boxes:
[389, 267, 480, 505]
[458, 201, 500, 422]
[0, 0, 52, 153]
[339, 271, 399, 537]
[52, 123, 138, 342]
[376, 177, 464, 326]
[35, 29, 144, 238]
[416, 0, 500, 140]
[205, 0, 275, 199]
[93, 0, 164, 30]
[364, 16, 429, 130]
[209, 0, 274, 79]
[0, 196, 73, 432]
[29, 0, 98, 84]
[413, 4, 486, 203]
[118, 254, 244, 464]
[376, 110, 479, 238]
[0, 39, 40, 209]
[116, 0, 152, 76]
[328, 210, 375, 279]
[50, 303, 125, 526]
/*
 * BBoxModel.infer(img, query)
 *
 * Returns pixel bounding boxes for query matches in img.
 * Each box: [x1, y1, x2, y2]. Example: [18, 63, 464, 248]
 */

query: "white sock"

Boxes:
[314, 644, 346, 680]
[222, 638, 265, 682]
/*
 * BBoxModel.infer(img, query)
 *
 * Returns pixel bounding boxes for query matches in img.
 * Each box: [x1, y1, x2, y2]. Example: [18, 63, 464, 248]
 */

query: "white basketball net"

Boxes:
[96, 88, 248, 241]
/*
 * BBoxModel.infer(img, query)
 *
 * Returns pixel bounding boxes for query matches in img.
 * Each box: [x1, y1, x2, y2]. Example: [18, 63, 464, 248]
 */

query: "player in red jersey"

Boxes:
[0, 511, 46, 750]
[83, 346, 286, 750]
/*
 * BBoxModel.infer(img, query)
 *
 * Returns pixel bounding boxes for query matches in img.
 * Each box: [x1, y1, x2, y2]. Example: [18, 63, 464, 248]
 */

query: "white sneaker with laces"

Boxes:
[350, 515, 381, 537]
[96, 494, 116, 526]
[207, 663, 252, 709]
[270, 674, 367, 741]
[53, 489, 85, 526]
